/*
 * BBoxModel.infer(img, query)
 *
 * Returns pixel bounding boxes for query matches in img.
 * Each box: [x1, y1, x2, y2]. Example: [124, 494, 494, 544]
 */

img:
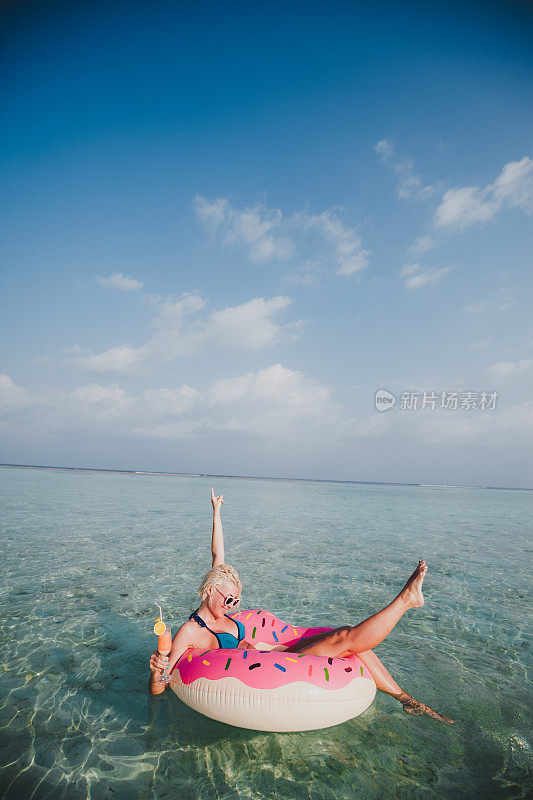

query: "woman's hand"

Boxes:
[211, 488, 224, 512]
[149, 650, 168, 678]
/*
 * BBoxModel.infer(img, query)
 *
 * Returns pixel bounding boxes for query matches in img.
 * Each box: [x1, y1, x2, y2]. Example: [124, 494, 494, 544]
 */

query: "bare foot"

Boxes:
[400, 560, 427, 608]
[400, 694, 456, 724]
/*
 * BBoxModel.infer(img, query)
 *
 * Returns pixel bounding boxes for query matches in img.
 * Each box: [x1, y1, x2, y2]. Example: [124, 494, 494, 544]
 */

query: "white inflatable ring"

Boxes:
[170, 608, 376, 732]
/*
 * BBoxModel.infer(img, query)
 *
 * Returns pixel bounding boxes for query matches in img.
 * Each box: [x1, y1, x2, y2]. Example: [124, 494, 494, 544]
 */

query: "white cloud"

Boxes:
[69, 383, 133, 418]
[407, 235, 435, 255]
[145, 293, 301, 359]
[133, 419, 206, 439]
[434, 186, 498, 229]
[69, 292, 302, 374]
[143, 292, 207, 360]
[485, 359, 533, 383]
[205, 296, 300, 348]
[293, 210, 369, 277]
[140, 386, 199, 417]
[399, 263, 421, 277]
[462, 299, 495, 315]
[283, 260, 321, 288]
[338, 413, 393, 439]
[399, 263, 451, 289]
[226, 209, 294, 262]
[193, 195, 228, 230]
[394, 160, 436, 200]
[499, 301, 515, 312]
[491, 156, 533, 213]
[462, 299, 515, 315]
[434, 156, 533, 230]
[194, 195, 369, 278]
[194, 195, 294, 263]
[150, 293, 206, 335]
[76, 344, 147, 375]
[96, 273, 144, 291]
[209, 362, 334, 409]
[374, 138, 394, 162]
[1, 366, 344, 443]
[401, 399, 533, 449]
[3, 369, 533, 477]
[374, 140, 437, 200]
[0, 374, 29, 409]
[141, 363, 342, 439]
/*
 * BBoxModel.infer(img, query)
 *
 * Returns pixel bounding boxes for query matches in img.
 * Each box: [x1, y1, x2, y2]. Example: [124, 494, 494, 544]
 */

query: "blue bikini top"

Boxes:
[189, 609, 245, 649]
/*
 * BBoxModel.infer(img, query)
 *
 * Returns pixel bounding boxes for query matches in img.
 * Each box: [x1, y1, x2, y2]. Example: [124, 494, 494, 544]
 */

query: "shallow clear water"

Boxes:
[0, 466, 531, 800]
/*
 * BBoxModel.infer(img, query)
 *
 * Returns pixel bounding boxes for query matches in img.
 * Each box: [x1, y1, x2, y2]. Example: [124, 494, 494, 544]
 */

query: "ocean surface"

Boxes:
[0, 466, 531, 800]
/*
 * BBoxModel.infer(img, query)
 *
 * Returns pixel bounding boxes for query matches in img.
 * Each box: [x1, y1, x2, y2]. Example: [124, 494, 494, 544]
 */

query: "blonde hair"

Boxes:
[197, 563, 243, 602]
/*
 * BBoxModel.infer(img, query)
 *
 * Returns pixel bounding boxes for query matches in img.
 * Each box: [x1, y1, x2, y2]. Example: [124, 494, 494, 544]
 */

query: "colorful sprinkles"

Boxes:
[179, 612, 372, 696]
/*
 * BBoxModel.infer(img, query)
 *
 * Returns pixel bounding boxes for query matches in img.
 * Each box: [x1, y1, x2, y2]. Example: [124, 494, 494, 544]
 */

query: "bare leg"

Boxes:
[345, 560, 427, 652]
[357, 649, 402, 695]
[357, 649, 455, 723]
[397, 693, 456, 723]
[289, 562, 456, 724]
[294, 561, 428, 657]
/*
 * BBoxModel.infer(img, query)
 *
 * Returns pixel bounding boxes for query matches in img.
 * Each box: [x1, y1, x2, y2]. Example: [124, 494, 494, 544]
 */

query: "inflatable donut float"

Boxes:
[170, 609, 376, 732]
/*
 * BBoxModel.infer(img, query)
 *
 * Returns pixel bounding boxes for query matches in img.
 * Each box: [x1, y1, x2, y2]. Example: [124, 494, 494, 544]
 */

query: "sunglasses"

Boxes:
[214, 587, 240, 607]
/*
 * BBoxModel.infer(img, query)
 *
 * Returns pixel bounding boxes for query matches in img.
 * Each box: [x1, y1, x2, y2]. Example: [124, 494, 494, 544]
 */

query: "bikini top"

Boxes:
[189, 609, 246, 649]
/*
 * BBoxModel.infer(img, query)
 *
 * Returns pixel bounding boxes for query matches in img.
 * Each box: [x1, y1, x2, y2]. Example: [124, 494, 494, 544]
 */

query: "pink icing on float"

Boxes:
[170, 609, 376, 732]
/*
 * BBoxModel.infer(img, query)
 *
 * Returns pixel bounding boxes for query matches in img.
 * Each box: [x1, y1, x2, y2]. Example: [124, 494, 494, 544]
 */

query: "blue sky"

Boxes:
[1, 0, 532, 487]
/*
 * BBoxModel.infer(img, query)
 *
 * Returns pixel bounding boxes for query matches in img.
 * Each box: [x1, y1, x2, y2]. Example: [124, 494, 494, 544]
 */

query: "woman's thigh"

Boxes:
[283, 626, 351, 657]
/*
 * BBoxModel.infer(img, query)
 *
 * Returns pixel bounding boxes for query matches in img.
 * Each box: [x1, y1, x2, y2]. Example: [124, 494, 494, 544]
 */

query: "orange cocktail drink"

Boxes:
[157, 625, 172, 683]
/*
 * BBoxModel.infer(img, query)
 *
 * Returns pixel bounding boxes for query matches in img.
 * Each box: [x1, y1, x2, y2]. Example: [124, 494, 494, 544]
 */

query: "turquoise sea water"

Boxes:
[0, 466, 531, 800]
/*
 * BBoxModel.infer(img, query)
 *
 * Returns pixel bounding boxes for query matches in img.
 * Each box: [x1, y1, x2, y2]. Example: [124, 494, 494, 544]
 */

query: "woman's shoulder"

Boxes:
[180, 614, 215, 640]
[180, 615, 201, 633]
[174, 617, 212, 649]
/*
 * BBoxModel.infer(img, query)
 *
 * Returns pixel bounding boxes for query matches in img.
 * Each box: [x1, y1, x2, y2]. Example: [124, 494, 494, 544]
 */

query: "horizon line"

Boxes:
[0, 462, 531, 492]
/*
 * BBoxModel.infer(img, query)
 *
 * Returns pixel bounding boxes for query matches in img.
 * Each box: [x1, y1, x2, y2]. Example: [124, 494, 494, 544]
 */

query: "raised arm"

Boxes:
[210, 488, 225, 567]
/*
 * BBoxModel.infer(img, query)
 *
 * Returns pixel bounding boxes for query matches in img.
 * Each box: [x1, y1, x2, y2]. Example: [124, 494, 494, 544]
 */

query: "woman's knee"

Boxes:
[335, 625, 354, 649]
[320, 626, 352, 654]
[292, 625, 351, 656]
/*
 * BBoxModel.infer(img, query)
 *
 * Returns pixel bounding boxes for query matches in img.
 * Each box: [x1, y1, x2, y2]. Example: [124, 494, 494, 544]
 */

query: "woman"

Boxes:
[149, 491, 454, 724]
